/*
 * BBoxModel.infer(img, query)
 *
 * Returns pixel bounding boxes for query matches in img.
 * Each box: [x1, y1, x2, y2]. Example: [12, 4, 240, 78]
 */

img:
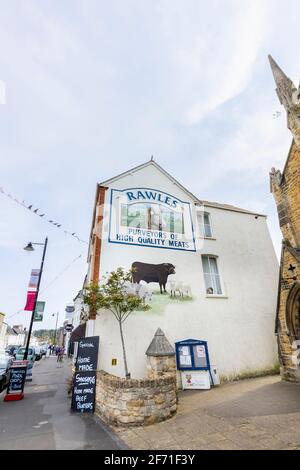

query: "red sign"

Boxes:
[24, 291, 37, 311]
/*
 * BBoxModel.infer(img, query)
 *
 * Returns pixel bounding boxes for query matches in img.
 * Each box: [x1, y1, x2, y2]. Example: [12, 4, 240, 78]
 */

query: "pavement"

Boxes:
[114, 375, 300, 450]
[0, 355, 126, 450]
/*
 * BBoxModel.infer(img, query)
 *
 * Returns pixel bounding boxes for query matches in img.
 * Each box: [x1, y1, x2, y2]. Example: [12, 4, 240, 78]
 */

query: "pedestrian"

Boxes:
[57, 347, 64, 362]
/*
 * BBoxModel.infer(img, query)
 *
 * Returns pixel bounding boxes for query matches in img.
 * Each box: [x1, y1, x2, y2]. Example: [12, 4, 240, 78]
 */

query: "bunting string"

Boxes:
[0, 185, 88, 244]
[7, 254, 83, 319]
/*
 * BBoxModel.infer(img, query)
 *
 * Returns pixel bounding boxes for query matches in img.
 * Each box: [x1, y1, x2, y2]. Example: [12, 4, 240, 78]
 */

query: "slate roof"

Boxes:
[145, 328, 175, 357]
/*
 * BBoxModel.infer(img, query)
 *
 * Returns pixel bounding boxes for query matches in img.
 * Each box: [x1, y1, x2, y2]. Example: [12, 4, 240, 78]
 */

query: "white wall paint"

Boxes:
[91, 163, 279, 379]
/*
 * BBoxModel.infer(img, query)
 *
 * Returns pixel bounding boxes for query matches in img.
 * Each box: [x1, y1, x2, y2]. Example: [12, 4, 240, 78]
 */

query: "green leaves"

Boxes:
[83, 268, 150, 322]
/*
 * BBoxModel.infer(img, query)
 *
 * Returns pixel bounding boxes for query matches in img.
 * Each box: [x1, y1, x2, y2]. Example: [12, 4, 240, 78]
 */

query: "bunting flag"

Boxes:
[28, 269, 40, 289]
[0, 185, 88, 244]
[24, 291, 37, 311]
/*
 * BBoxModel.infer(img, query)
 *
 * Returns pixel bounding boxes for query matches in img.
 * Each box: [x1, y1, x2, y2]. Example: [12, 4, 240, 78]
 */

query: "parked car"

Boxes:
[15, 347, 36, 379]
[40, 344, 48, 356]
[0, 350, 14, 392]
[34, 346, 42, 361]
[5, 345, 18, 357]
[15, 347, 36, 362]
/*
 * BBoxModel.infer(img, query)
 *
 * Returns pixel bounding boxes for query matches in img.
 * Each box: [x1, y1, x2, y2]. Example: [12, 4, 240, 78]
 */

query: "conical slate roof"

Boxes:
[145, 328, 175, 357]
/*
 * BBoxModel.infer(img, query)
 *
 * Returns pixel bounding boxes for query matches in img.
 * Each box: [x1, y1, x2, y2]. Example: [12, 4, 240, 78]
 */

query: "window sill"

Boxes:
[200, 236, 216, 241]
[205, 294, 228, 299]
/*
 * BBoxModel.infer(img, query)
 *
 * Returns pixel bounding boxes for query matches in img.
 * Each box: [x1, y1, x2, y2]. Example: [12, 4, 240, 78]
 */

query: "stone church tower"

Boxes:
[269, 55, 300, 382]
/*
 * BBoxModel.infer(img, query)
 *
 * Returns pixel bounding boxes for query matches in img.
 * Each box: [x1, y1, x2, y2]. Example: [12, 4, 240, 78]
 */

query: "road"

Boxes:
[0, 355, 126, 450]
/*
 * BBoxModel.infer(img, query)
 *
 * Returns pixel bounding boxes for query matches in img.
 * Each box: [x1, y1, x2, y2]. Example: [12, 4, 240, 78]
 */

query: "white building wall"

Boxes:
[73, 294, 83, 329]
[92, 164, 279, 380]
[0, 322, 7, 349]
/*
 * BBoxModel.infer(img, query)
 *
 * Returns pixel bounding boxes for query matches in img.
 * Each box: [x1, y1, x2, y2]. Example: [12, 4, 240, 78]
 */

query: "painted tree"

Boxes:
[83, 268, 150, 378]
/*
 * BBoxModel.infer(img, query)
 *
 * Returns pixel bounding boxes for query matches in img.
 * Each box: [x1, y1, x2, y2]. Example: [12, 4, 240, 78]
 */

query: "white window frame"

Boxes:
[201, 255, 226, 297]
[197, 211, 214, 239]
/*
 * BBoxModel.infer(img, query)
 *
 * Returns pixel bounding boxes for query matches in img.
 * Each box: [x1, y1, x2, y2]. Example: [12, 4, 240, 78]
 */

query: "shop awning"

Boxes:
[69, 322, 86, 342]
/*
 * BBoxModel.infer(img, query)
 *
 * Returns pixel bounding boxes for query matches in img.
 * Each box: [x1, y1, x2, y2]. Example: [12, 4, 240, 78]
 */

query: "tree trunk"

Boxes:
[119, 320, 130, 379]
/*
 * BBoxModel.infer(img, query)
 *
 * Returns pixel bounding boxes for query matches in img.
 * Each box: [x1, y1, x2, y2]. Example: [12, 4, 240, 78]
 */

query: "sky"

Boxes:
[0, 0, 298, 330]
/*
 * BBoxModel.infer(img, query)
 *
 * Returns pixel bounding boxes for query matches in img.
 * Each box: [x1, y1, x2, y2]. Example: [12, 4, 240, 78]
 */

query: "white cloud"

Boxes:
[156, 0, 270, 125]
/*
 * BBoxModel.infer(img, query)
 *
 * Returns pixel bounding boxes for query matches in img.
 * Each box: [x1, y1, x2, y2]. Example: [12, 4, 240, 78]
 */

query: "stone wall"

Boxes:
[146, 355, 176, 379]
[270, 140, 300, 383]
[95, 370, 177, 426]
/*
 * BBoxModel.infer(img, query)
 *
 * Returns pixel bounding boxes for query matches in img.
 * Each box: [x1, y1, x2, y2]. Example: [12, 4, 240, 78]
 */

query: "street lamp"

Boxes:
[52, 312, 59, 345]
[23, 237, 48, 360]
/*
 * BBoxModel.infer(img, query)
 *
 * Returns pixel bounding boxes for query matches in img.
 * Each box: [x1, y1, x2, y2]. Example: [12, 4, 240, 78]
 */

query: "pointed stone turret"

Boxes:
[146, 328, 175, 357]
[268, 55, 293, 90]
[145, 328, 176, 380]
[268, 54, 300, 147]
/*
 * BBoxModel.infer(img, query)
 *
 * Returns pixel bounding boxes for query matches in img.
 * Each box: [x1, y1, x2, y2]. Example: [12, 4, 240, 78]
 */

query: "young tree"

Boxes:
[83, 268, 150, 378]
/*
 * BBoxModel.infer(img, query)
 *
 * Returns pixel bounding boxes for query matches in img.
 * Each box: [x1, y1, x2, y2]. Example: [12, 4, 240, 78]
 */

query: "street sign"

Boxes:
[65, 305, 75, 313]
[64, 324, 74, 332]
[4, 360, 28, 401]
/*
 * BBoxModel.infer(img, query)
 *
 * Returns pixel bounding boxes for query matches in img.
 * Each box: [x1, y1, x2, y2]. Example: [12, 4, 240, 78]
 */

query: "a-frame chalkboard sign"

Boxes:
[71, 336, 99, 413]
[4, 360, 28, 402]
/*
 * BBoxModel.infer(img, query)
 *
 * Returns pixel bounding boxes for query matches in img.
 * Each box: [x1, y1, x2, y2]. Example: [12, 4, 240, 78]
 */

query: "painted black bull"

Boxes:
[131, 262, 175, 294]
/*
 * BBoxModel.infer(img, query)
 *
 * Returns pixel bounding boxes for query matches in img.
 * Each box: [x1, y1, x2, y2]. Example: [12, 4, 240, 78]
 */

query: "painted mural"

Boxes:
[109, 187, 196, 252]
[121, 260, 194, 315]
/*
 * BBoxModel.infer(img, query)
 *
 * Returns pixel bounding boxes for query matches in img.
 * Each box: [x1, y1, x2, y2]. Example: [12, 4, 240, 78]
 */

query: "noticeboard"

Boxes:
[75, 336, 99, 372]
[7, 361, 28, 395]
[71, 370, 96, 413]
[175, 339, 210, 371]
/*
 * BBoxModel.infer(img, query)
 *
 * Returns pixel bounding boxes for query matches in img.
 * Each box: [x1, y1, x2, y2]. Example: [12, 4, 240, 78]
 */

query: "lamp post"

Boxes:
[52, 312, 59, 346]
[23, 237, 48, 360]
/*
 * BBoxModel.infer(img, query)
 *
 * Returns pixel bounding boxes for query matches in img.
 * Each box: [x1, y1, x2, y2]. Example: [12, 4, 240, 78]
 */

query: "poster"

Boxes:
[181, 346, 189, 356]
[109, 187, 196, 252]
[196, 345, 206, 358]
[180, 354, 192, 366]
[181, 371, 211, 390]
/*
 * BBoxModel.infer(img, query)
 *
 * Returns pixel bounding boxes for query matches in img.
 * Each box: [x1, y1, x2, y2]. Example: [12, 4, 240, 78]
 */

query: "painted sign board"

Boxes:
[181, 370, 211, 390]
[108, 187, 196, 252]
[72, 336, 99, 414]
[71, 370, 96, 413]
[75, 336, 99, 372]
[4, 360, 28, 401]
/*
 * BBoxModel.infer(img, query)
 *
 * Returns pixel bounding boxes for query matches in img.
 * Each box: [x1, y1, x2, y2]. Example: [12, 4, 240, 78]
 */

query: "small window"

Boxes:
[198, 212, 212, 238]
[202, 255, 222, 295]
